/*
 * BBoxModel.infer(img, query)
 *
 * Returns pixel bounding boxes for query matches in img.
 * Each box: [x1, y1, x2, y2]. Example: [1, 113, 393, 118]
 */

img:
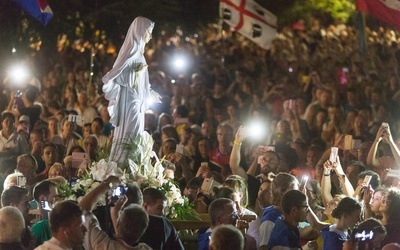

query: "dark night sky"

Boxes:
[1, 0, 298, 38]
[0, 0, 298, 73]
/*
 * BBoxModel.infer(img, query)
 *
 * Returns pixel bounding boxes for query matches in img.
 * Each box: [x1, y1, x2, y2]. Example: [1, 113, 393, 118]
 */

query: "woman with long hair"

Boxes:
[380, 187, 400, 245]
[321, 197, 362, 250]
[224, 175, 260, 246]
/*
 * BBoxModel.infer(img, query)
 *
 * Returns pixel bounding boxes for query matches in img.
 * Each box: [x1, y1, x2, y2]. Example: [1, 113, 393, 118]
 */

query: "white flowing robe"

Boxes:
[102, 17, 154, 165]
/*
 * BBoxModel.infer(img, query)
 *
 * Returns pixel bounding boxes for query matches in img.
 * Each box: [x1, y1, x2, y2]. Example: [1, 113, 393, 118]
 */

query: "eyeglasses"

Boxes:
[224, 211, 239, 220]
[298, 205, 310, 212]
[260, 157, 278, 164]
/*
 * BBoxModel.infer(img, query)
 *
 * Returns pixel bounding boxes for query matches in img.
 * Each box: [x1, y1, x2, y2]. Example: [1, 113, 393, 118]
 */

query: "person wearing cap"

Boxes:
[17, 115, 31, 141]
[0, 112, 30, 159]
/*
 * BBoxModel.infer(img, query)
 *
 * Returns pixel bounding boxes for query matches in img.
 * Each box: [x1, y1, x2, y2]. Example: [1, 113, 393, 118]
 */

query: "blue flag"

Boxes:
[12, 0, 53, 26]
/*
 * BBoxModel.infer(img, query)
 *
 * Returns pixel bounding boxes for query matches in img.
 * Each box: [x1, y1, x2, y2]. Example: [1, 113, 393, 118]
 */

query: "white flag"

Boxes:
[220, 0, 277, 49]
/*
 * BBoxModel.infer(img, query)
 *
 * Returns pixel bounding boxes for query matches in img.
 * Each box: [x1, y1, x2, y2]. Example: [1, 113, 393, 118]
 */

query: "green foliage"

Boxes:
[96, 141, 112, 162]
[158, 179, 199, 221]
[308, 0, 356, 22]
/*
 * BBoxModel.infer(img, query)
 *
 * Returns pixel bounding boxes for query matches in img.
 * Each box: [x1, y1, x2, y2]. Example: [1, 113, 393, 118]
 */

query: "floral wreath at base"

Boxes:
[58, 131, 198, 220]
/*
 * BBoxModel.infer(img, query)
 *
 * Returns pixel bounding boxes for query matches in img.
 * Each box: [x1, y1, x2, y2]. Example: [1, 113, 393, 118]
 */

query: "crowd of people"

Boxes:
[1, 15, 400, 249]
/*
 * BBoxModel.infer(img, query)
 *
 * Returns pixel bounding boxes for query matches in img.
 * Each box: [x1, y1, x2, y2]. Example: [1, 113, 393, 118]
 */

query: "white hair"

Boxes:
[3, 172, 24, 190]
[0, 206, 25, 242]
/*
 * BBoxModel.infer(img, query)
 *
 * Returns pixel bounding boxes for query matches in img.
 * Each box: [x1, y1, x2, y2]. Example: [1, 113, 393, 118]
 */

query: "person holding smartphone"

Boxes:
[0, 112, 30, 159]
[379, 187, 400, 246]
[78, 176, 183, 250]
[31, 180, 58, 246]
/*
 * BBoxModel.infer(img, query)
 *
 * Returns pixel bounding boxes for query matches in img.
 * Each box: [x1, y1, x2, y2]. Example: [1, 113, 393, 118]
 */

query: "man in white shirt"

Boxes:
[79, 176, 152, 250]
[0, 112, 30, 158]
[35, 200, 86, 250]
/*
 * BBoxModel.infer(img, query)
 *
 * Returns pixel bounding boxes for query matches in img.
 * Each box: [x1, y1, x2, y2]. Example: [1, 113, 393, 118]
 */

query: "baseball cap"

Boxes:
[19, 115, 30, 123]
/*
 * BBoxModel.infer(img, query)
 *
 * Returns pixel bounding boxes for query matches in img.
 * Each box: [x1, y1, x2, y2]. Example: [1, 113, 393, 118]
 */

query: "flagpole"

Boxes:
[357, 12, 367, 55]
[88, 47, 95, 86]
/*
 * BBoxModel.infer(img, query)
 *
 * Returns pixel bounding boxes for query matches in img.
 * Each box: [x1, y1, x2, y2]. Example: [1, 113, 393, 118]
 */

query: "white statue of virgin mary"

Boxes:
[102, 17, 160, 165]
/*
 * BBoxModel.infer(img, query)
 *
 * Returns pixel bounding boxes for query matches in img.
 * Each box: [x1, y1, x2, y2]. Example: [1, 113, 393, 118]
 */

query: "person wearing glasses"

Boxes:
[267, 190, 311, 249]
[380, 187, 400, 246]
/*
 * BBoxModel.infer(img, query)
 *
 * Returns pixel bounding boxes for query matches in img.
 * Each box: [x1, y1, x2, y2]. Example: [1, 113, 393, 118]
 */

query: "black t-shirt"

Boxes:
[247, 174, 261, 209]
[140, 215, 184, 250]
[19, 106, 41, 129]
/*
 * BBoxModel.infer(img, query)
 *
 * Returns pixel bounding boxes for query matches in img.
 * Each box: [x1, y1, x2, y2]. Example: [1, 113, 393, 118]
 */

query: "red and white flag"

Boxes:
[220, 0, 277, 49]
[356, 0, 400, 30]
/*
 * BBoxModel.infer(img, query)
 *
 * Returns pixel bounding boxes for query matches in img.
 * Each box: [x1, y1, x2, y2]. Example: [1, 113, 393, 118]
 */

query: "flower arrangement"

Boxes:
[58, 159, 123, 206]
[59, 131, 197, 220]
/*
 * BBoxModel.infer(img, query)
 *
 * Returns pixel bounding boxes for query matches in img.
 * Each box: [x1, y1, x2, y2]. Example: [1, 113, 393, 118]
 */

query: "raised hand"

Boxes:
[331, 155, 345, 176]
[234, 125, 248, 143]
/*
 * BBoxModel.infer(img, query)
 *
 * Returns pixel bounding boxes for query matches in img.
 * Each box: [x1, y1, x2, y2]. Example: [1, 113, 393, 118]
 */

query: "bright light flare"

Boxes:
[174, 57, 185, 69]
[9, 64, 29, 85]
[247, 120, 266, 139]
[147, 97, 154, 107]
[171, 54, 190, 74]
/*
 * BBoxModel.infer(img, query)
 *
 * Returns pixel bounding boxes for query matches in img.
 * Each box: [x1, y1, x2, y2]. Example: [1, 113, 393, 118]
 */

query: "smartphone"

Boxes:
[330, 147, 338, 162]
[41, 201, 52, 211]
[17, 176, 27, 187]
[300, 175, 309, 190]
[381, 122, 389, 135]
[68, 114, 82, 123]
[110, 185, 127, 206]
[69, 176, 78, 187]
[387, 169, 400, 178]
[40, 201, 52, 220]
[344, 135, 353, 150]
[72, 152, 88, 169]
[201, 162, 209, 169]
[354, 230, 374, 241]
[363, 175, 372, 186]
[353, 139, 361, 150]
[201, 177, 220, 195]
[176, 145, 184, 154]
[112, 186, 126, 198]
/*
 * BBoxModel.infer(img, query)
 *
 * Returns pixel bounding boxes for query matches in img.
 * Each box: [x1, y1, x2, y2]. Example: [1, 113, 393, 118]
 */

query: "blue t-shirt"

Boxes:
[267, 218, 301, 249]
[260, 205, 282, 224]
[259, 206, 283, 247]
[198, 229, 212, 250]
[321, 224, 347, 250]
